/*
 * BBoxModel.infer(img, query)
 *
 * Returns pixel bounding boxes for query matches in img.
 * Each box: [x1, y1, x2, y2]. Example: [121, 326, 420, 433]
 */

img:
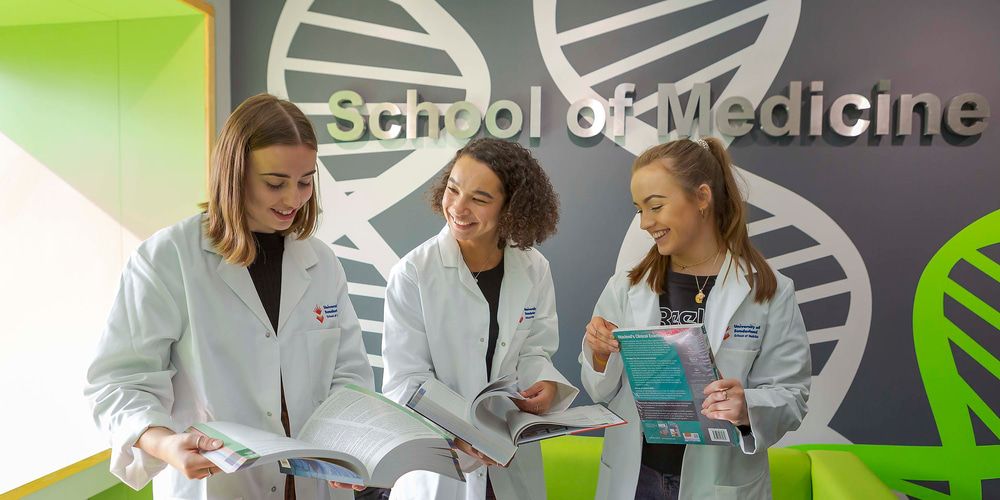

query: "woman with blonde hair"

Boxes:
[581, 137, 810, 499]
[86, 93, 374, 499]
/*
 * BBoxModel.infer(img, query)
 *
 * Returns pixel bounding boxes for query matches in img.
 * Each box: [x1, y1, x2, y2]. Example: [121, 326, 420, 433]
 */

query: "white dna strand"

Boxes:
[268, 0, 491, 375]
[534, 0, 871, 445]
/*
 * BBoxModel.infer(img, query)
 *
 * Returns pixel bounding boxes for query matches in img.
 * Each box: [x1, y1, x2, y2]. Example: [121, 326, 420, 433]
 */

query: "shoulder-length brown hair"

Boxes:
[627, 138, 777, 303]
[429, 138, 559, 249]
[202, 93, 319, 266]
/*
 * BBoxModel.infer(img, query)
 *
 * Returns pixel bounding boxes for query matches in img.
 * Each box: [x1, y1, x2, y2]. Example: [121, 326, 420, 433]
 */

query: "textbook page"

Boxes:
[298, 384, 461, 483]
[507, 404, 626, 444]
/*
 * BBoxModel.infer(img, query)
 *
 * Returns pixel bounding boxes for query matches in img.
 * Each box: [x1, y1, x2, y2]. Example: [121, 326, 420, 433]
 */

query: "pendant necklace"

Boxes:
[471, 250, 499, 282]
[691, 250, 722, 304]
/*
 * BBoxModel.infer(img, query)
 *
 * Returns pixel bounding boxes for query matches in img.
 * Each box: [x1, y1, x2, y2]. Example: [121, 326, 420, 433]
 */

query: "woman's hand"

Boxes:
[584, 316, 619, 372]
[701, 379, 749, 426]
[327, 481, 366, 491]
[453, 438, 500, 468]
[136, 427, 223, 480]
[513, 381, 557, 414]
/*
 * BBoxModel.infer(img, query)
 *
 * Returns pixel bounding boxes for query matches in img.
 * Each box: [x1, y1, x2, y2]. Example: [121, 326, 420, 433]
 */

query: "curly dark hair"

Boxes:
[430, 138, 560, 249]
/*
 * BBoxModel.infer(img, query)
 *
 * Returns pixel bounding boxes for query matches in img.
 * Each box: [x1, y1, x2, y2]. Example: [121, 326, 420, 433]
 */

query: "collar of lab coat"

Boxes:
[627, 250, 752, 353]
[436, 225, 536, 376]
[201, 222, 319, 334]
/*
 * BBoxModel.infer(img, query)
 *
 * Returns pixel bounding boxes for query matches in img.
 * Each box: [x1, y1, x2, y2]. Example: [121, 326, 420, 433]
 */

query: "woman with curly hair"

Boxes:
[381, 138, 579, 500]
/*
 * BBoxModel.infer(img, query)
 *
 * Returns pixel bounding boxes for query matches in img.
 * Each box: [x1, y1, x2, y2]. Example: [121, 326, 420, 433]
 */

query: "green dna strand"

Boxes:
[799, 209, 1000, 499]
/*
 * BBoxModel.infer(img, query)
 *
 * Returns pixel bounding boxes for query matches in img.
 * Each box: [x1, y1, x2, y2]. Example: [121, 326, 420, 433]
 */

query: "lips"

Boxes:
[449, 214, 476, 229]
[272, 208, 297, 222]
[651, 229, 669, 242]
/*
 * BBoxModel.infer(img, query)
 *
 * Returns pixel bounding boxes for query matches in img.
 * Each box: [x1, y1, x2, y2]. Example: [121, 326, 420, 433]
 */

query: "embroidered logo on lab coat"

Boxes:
[732, 323, 761, 339]
[313, 304, 338, 324]
[323, 304, 338, 319]
[523, 307, 536, 320]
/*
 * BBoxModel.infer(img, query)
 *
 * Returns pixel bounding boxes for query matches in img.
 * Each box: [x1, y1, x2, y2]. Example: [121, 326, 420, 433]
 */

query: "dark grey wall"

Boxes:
[230, 1, 999, 486]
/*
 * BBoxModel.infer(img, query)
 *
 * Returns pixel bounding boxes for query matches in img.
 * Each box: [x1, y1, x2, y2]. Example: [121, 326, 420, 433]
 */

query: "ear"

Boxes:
[695, 183, 713, 211]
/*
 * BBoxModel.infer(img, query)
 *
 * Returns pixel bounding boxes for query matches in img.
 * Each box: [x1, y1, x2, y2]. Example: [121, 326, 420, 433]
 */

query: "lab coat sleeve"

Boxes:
[328, 256, 376, 393]
[83, 250, 182, 490]
[739, 278, 811, 454]
[515, 260, 578, 413]
[579, 273, 628, 404]
[381, 260, 437, 405]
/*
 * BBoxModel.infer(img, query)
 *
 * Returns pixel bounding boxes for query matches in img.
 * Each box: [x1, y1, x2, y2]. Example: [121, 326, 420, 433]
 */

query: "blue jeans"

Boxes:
[634, 464, 681, 500]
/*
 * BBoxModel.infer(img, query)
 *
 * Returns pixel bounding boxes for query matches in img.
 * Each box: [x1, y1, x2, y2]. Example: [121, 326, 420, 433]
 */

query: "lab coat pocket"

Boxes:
[713, 462, 769, 499]
[595, 459, 613, 500]
[305, 328, 341, 397]
[714, 348, 759, 385]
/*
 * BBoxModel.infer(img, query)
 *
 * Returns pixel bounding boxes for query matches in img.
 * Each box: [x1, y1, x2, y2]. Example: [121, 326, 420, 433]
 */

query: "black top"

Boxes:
[475, 257, 504, 379]
[247, 232, 296, 500]
[248, 231, 285, 332]
[642, 270, 716, 476]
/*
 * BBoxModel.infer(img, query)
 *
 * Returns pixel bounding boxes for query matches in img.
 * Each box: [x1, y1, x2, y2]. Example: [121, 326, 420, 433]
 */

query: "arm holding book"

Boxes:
[513, 260, 578, 414]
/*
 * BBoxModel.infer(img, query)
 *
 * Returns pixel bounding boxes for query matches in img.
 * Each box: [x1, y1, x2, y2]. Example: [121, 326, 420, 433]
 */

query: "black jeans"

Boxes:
[634, 464, 681, 500]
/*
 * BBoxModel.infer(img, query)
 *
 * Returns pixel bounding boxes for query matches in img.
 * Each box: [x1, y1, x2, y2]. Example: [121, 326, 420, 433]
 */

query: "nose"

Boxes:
[283, 186, 302, 209]
[639, 210, 653, 230]
[450, 196, 470, 214]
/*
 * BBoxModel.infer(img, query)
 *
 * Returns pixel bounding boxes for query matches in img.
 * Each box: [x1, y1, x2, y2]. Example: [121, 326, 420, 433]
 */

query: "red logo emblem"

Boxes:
[314, 305, 325, 324]
[723, 326, 731, 341]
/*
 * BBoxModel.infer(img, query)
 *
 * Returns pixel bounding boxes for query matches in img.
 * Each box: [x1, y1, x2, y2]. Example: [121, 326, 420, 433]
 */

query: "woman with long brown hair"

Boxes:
[85, 94, 374, 499]
[580, 138, 811, 499]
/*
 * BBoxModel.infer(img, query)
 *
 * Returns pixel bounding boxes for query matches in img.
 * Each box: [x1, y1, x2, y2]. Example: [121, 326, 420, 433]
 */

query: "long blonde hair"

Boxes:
[627, 138, 777, 302]
[202, 94, 319, 266]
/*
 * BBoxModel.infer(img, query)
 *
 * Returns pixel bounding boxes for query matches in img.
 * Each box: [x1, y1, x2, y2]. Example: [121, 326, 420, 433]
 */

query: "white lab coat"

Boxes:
[580, 252, 810, 500]
[381, 226, 579, 500]
[85, 214, 374, 500]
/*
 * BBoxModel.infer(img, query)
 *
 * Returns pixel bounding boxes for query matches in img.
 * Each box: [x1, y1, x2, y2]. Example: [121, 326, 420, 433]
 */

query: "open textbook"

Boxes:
[406, 374, 626, 465]
[191, 384, 463, 488]
[613, 324, 740, 447]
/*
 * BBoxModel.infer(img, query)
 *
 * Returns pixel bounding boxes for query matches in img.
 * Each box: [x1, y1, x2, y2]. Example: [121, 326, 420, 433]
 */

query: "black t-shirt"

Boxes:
[247, 232, 297, 499]
[475, 257, 504, 379]
[641, 270, 716, 476]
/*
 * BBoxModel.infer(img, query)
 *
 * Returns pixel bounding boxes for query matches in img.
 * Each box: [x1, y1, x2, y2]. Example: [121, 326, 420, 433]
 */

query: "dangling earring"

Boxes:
[699, 208, 706, 219]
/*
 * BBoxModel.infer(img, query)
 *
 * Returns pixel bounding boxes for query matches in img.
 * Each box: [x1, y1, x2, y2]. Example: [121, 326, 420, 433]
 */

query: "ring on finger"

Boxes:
[722, 390, 728, 401]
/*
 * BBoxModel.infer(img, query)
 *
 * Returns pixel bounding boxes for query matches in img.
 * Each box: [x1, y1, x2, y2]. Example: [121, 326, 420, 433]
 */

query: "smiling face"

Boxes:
[245, 144, 318, 233]
[441, 155, 506, 248]
[631, 161, 716, 262]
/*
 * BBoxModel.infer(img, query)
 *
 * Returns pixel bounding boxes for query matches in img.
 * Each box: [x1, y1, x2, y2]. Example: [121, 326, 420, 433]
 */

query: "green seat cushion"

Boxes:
[808, 450, 896, 500]
[768, 447, 812, 500]
[541, 435, 603, 500]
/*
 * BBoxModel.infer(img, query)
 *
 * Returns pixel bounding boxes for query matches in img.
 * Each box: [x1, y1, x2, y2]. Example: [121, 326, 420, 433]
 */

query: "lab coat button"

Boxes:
[501, 342, 506, 347]
[271, 486, 277, 492]
[265, 331, 271, 338]
[480, 338, 485, 342]
[267, 411, 273, 417]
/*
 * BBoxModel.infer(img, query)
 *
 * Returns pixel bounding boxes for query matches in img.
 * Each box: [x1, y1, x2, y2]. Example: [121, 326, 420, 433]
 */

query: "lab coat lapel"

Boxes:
[278, 235, 317, 334]
[493, 246, 531, 379]
[704, 251, 752, 353]
[627, 283, 660, 328]
[202, 229, 273, 332]
[436, 225, 485, 297]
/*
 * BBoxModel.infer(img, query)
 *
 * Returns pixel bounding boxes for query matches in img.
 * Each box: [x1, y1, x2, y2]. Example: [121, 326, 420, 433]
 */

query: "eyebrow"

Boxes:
[448, 177, 496, 200]
[633, 194, 667, 206]
[260, 170, 317, 179]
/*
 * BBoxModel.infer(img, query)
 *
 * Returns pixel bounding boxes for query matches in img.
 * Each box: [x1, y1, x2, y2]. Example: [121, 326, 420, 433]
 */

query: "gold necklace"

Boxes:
[674, 247, 721, 271]
[694, 274, 710, 304]
[691, 251, 722, 304]
[470, 250, 501, 282]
